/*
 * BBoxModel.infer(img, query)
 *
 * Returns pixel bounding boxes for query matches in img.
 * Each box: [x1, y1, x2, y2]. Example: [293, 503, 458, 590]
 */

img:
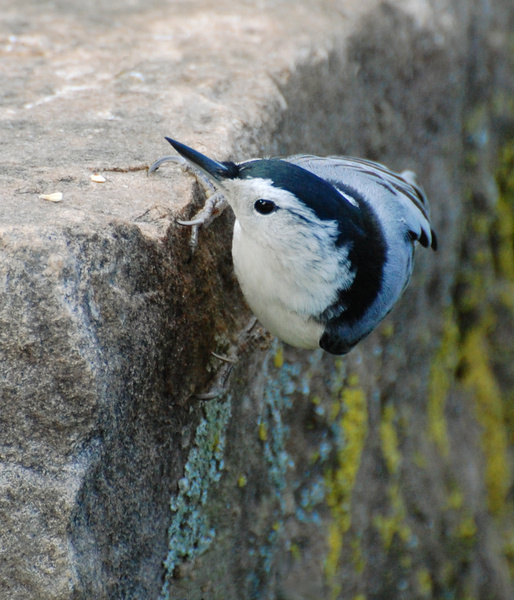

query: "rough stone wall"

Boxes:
[1, 1, 514, 599]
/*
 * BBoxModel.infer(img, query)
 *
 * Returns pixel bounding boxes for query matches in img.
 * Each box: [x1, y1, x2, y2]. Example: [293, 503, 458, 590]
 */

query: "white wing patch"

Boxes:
[335, 188, 359, 208]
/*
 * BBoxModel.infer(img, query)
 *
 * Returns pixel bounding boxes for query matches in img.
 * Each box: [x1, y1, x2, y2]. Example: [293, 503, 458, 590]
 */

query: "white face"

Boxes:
[220, 176, 339, 257]
[218, 176, 356, 318]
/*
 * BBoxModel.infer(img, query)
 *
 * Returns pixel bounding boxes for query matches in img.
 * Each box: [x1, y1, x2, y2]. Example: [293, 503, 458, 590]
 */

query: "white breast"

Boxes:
[231, 220, 326, 349]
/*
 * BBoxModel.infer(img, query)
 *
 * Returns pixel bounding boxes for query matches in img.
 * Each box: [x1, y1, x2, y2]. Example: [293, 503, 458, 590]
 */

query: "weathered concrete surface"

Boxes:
[1, 0, 514, 599]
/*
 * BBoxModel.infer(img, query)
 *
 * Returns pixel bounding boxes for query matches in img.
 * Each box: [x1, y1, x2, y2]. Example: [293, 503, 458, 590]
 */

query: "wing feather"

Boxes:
[285, 155, 437, 250]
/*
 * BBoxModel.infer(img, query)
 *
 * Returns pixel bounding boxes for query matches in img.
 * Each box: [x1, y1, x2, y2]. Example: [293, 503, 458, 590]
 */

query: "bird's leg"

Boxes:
[149, 155, 228, 252]
[196, 318, 266, 400]
[195, 356, 236, 400]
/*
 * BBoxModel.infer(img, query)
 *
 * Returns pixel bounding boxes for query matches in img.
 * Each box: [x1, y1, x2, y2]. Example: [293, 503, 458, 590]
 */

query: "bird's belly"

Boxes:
[245, 293, 323, 349]
[232, 225, 325, 349]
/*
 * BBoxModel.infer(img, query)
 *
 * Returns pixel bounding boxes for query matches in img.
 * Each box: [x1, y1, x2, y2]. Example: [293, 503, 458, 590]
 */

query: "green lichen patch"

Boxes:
[493, 141, 514, 448]
[249, 343, 333, 587]
[324, 374, 368, 597]
[460, 326, 510, 515]
[455, 139, 514, 517]
[427, 308, 459, 457]
[425, 138, 514, 525]
[416, 567, 433, 598]
[160, 397, 232, 600]
[374, 404, 413, 551]
[446, 135, 514, 581]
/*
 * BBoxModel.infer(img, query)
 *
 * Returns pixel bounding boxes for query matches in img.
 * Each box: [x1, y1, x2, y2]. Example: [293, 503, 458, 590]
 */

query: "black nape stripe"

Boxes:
[220, 161, 241, 179]
[237, 159, 361, 231]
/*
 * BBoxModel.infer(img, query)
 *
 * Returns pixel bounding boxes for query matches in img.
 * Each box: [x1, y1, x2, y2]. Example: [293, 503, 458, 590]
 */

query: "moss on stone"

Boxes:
[445, 484, 465, 511]
[427, 308, 459, 457]
[374, 405, 413, 550]
[380, 404, 401, 476]
[273, 344, 284, 369]
[460, 326, 510, 515]
[455, 138, 514, 517]
[456, 514, 478, 540]
[160, 396, 233, 600]
[416, 567, 433, 597]
[324, 374, 368, 597]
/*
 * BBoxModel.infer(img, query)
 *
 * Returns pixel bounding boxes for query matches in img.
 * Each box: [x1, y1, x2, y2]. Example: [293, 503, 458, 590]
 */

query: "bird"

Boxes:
[151, 137, 437, 355]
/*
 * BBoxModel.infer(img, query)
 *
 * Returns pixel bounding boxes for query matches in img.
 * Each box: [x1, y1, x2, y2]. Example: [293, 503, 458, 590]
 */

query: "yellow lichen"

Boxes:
[380, 404, 401, 476]
[380, 322, 395, 339]
[416, 567, 433, 597]
[373, 404, 413, 549]
[400, 554, 412, 570]
[460, 326, 510, 515]
[324, 374, 368, 597]
[503, 527, 514, 578]
[496, 144, 514, 296]
[258, 421, 268, 442]
[445, 485, 464, 511]
[350, 537, 366, 574]
[273, 344, 284, 369]
[413, 450, 428, 468]
[212, 433, 221, 453]
[427, 309, 459, 457]
[289, 542, 301, 561]
[456, 515, 478, 539]
[326, 521, 344, 592]
[494, 141, 514, 450]
[373, 484, 411, 549]
[447, 139, 514, 520]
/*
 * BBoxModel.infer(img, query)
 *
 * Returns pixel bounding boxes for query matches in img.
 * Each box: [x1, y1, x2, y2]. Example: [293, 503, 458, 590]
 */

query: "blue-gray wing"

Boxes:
[285, 154, 437, 250]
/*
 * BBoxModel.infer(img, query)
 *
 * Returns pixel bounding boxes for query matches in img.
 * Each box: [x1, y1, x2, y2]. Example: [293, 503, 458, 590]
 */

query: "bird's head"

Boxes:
[164, 137, 361, 254]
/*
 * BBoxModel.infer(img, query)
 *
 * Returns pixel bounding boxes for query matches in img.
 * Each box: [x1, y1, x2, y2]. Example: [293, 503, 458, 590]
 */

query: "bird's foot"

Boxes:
[196, 318, 266, 400]
[149, 154, 228, 253]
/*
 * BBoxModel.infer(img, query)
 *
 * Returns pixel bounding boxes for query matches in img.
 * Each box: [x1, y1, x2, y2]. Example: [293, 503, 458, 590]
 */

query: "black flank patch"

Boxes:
[323, 182, 387, 323]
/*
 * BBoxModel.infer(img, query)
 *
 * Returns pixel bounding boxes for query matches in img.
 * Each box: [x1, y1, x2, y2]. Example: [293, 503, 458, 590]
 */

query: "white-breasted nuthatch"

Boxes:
[152, 138, 437, 355]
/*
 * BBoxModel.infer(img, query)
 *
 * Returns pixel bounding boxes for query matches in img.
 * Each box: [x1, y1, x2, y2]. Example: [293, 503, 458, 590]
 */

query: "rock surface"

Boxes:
[1, 0, 514, 599]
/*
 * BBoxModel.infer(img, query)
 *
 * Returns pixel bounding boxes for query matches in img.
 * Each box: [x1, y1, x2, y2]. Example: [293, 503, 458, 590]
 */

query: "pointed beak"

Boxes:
[165, 137, 234, 181]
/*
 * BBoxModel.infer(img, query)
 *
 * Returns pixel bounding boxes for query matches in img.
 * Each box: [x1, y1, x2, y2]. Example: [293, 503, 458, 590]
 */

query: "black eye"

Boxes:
[254, 199, 277, 215]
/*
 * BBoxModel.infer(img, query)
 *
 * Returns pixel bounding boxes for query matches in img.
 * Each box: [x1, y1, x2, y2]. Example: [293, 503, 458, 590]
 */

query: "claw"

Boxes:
[196, 389, 224, 401]
[211, 351, 238, 364]
[195, 317, 265, 401]
[196, 360, 234, 400]
[148, 155, 185, 173]
[149, 150, 229, 252]
[177, 218, 206, 227]
[177, 190, 229, 254]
